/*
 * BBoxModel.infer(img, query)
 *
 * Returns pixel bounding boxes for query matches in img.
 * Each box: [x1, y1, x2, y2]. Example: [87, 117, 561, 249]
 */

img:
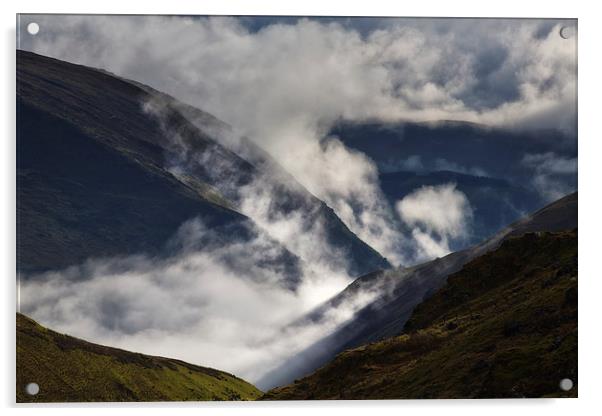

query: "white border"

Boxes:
[2, 0, 601, 414]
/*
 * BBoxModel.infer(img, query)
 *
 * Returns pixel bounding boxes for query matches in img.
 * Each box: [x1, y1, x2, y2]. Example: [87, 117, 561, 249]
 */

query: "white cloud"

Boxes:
[20, 217, 377, 385]
[396, 155, 424, 172]
[523, 152, 578, 175]
[396, 184, 473, 258]
[20, 16, 577, 133]
[433, 158, 488, 177]
[522, 152, 577, 201]
[408, 228, 451, 259]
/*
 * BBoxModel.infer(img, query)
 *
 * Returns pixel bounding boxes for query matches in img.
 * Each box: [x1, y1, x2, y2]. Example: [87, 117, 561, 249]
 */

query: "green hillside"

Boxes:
[263, 230, 577, 399]
[16, 313, 262, 402]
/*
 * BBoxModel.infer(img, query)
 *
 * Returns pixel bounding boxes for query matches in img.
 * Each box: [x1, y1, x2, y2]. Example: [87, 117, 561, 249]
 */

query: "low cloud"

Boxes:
[396, 184, 473, 258]
[433, 158, 489, 177]
[20, 217, 377, 385]
[382, 154, 488, 177]
[522, 152, 577, 201]
[287, 136, 410, 265]
[390, 155, 425, 172]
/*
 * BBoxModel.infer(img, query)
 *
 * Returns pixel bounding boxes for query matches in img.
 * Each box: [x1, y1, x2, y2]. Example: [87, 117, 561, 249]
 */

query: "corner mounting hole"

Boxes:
[559, 26, 575, 40]
[25, 382, 40, 396]
[559, 378, 573, 391]
[27, 22, 40, 36]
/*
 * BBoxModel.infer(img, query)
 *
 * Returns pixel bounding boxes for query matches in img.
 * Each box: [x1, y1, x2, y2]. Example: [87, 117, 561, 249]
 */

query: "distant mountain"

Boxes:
[379, 170, 542, 246]
[331, 120, 576, 182]
[16, 313, 262, 402]
[257, 192, 577, 390]
[263, 229, 577, 399]
[17, 50, 389, 279]
[330, 120, 576, 247]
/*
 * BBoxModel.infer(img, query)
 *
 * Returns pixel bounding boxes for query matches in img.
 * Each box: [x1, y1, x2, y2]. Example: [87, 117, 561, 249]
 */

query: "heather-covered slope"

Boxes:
[264, 229, 577, 399]
[16, 313, 262, 402]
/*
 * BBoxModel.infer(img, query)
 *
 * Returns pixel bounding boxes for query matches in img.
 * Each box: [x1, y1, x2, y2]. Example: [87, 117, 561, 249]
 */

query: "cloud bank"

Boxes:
[19, 15, 577, 133]
[396, 184, 473, 258]
[20, 218, 378, 384]
[522, 152, 578, 202]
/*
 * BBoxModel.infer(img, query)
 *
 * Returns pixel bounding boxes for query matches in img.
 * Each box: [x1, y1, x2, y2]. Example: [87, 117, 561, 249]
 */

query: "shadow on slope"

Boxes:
[17, 50, 389, 280]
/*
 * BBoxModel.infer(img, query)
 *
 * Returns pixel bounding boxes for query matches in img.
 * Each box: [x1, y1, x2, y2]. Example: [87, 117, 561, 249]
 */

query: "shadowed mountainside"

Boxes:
[17, 50, 389, 279]
[263, 229, 577, 399]
[257, 192, 577, 390]
[331, 120, 576, 183]
[16, 313, 262, 402]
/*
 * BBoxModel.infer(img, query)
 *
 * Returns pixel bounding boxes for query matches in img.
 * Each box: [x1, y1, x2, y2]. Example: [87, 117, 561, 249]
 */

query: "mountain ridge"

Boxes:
[17, 49, 389, 278]
[263, 228, 577, 399]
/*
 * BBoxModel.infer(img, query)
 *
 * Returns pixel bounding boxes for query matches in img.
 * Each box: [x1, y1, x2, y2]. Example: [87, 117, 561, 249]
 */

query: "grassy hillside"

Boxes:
[16, 313, 262, 402]
[263, 230, 577, 399]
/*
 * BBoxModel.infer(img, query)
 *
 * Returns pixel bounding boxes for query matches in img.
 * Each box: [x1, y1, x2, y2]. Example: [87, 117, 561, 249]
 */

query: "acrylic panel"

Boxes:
[16, 14, 578, 402]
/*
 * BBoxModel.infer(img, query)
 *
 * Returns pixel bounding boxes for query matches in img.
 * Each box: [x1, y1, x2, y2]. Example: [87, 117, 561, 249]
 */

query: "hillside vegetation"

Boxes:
[264, 230, 577, 399]
[16, 313, 262, 402]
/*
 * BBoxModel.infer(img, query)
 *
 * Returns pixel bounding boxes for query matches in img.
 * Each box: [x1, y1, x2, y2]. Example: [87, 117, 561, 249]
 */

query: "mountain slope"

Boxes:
[17, 50, 250, 274]
[257, 192, 577, 390]
[16, 313, 262, 402]
[339, 192, 578, 346]
[263, 229, 577, 399]
[17, 50, 388, 278]
[17, 99, 252, 273]
[331, 120, 576, 183]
